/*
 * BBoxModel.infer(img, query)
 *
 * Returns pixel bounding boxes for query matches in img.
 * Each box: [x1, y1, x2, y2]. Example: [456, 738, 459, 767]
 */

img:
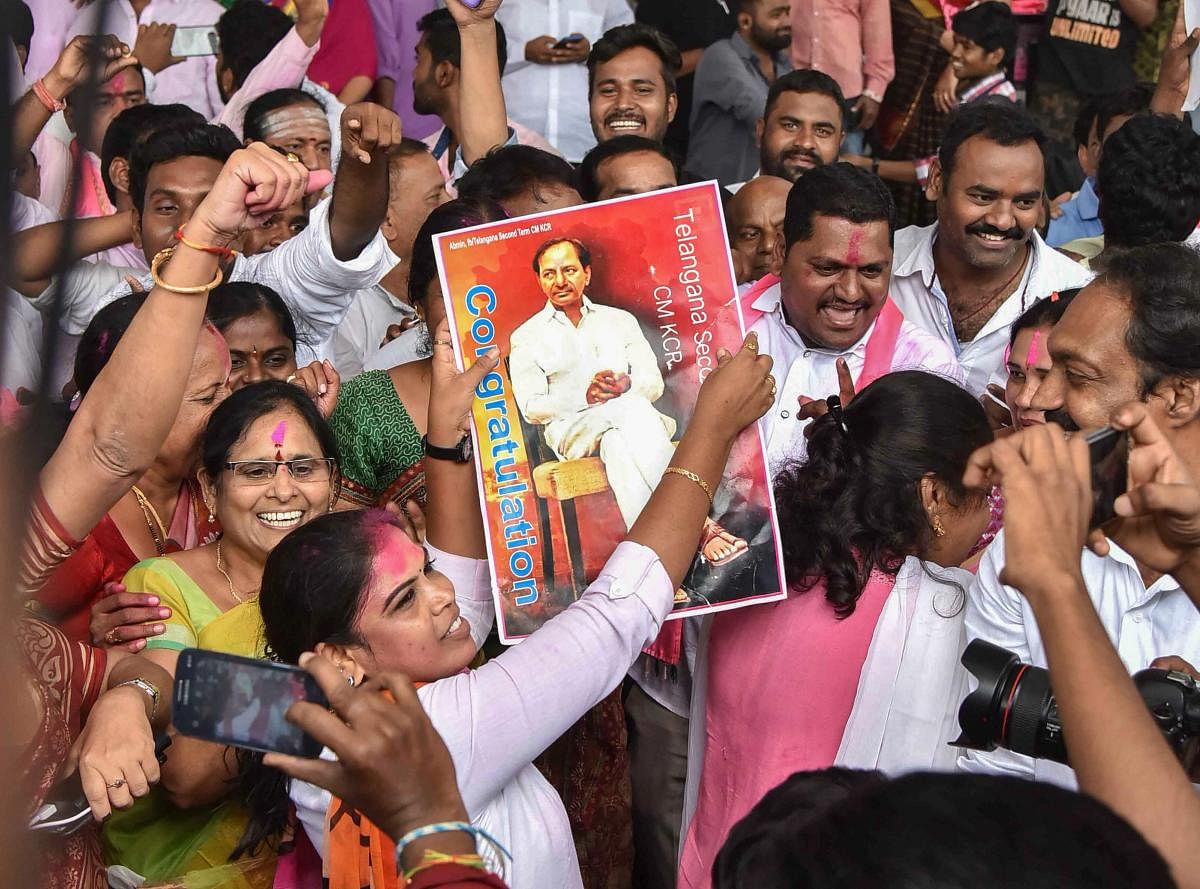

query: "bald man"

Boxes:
[726, 174, 790, 285]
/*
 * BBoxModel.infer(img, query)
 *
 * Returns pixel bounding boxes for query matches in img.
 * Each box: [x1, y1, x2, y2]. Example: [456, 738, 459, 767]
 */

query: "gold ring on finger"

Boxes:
[285, 152, 302, 165]
[106, 778, 126, 790]
[285, 374, 298, 384]
[746, 340, 758, 352]
[104, 629, 121, 646]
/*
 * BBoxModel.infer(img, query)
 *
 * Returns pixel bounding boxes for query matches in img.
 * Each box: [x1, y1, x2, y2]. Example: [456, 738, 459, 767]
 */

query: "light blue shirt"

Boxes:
[1046, 177, 1103, 247]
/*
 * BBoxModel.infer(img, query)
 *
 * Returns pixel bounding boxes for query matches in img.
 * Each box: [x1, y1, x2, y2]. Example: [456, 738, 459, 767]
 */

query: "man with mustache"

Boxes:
[728, 69, 845, 193]
[960, 243, 1200, 790]
[889, 100, 1092, 396]
[687, 0, 794, 187]
[744, 162, 960, 468]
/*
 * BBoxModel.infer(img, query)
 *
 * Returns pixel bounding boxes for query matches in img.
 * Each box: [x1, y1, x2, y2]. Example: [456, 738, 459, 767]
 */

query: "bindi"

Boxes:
[845, 228, 865, 266]
[1025, 329, 1042, 369]
[272, 420, 287, 462]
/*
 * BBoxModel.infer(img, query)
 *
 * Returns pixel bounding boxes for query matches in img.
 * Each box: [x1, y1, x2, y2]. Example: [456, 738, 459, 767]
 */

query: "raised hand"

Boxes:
[132, 23, 182, 74]
[340, 102, 404, 165]
[690, 333, 775, 444]
[263, 653, 469, 844]
[933, 63, 958, 114]
[428, 318, 499, 446]
[1098, 401, 1200, 579]
[188, 142, 332, 248]
[445, 0, 503, 27]
[963, 424, 1092, 601]
[45, 34, 137, 98]
[295, 0, 330, 46]
[798, 356, 855, 431]
[289, 359, 341, 419]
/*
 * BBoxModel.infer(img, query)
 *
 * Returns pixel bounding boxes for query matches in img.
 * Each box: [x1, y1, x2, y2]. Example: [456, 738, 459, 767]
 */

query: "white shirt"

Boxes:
[495, 0, 634, 162]
[363, 322, 429, 372]
[748, 281, 963, 469]
[30, 197, 393, 365]
[959, 531, 1200, 788]
[889, 223, 1094, 396]
[4, 195, 59, 394]
[508, 296, 664, 449]
[65, 0, 227, 120]
[331, 278, 417, 379]
[291, 540, 674, 889]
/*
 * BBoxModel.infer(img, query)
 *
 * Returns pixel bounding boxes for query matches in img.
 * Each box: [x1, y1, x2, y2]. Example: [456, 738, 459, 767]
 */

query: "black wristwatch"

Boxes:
[422, 433, 473, 463]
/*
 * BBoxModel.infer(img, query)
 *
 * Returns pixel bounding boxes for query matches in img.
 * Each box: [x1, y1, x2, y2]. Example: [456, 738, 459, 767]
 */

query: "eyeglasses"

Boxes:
[223, 458, 336, 486]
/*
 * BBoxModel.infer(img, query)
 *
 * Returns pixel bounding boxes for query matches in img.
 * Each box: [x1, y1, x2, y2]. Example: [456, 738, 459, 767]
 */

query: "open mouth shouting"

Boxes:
[819, 299, 868, 330]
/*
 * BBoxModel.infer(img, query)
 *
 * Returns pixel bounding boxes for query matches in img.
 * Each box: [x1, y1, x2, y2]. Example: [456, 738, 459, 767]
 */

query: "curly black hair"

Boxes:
[773, 370, 991, 616]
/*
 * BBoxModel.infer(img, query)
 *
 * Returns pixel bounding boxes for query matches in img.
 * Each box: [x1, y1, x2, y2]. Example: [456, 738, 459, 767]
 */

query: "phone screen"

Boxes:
[1086, 426, 1129, 529]
[170, 26, 218, 58]
[173, 649, 328, 757]
[553, 33, 585, 49]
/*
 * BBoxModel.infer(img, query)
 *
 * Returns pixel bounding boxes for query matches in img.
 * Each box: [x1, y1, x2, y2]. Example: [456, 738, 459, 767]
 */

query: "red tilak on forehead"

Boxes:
[272, 420, 287, 462]
[846, 228, 865, 266]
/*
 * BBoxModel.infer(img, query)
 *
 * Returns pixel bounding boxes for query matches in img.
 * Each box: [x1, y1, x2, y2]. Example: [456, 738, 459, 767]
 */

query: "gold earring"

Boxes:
[932, 514, 946, 538]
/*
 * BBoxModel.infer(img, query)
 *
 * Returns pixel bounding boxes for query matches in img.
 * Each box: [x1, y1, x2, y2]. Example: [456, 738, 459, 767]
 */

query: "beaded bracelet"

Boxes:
[395, 821, 512, 866]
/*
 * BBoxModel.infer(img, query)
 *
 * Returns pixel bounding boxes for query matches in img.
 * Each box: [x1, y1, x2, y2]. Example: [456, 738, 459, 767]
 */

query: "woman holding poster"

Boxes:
[255, 327, 777, 889]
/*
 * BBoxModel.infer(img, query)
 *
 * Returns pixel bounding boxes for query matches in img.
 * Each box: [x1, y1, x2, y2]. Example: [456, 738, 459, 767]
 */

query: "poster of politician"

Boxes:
[435, 183, 787, 643]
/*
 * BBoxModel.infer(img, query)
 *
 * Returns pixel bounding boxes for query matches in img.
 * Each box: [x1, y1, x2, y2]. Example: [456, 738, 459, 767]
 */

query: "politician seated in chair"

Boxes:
[509, 236, 748, 577]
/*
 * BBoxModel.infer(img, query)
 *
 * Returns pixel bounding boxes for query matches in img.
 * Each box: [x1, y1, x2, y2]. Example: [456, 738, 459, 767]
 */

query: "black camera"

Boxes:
[953, 639, 1200, 766]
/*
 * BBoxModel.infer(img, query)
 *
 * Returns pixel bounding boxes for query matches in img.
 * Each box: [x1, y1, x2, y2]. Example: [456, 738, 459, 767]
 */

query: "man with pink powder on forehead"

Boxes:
[741, 162, 962, 470]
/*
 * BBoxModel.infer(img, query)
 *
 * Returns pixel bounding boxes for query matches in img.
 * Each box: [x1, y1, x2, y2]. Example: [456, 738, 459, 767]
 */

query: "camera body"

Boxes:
[953, 639, 1200, 766]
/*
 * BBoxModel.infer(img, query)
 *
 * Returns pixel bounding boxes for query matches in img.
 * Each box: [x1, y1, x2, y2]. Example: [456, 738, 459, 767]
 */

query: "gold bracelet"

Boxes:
[149, 247, 224, 295]
[664, 466, 714, 507]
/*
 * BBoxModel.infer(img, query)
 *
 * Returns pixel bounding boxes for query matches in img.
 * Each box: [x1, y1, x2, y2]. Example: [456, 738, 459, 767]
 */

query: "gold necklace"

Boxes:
[215, 540, 256, 604]
[131, 486, 168, 556]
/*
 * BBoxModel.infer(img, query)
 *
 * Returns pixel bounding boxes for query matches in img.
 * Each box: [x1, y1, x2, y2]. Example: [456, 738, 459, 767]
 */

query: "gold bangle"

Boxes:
[149, 247, 224, 295]
[664, 466, 715, 507]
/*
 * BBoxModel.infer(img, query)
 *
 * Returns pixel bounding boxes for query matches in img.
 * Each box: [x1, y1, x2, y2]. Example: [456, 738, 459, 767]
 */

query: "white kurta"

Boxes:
[508, 297, 677, 529]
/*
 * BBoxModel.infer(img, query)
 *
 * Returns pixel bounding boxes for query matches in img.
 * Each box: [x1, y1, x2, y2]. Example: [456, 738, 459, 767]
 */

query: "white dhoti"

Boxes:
[543, 393, 677, 530]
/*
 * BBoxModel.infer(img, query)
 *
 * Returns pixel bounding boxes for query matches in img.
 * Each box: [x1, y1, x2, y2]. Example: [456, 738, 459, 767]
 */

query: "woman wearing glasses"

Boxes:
[104, 381, 340, 888]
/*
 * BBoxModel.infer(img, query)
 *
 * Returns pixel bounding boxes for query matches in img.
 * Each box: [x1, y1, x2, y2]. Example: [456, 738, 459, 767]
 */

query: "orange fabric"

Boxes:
[323, 688, 420, 889]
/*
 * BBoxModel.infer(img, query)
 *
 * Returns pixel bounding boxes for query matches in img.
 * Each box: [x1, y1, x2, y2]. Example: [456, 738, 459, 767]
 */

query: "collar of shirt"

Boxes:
[958, 72, 1009, 103]
[730, 31, 791, 76]
[892, 222, 1088, 344]
[753, 281, 875, 360]
[1092, 537, 1181, 604]
[1074, 177, 1100, 222]
[538, 294, 596, 326]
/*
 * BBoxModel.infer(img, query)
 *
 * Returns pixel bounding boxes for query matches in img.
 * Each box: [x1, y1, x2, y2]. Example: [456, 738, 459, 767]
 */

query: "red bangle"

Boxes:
[32, 78, 66, 113]
[174, 227, 238, 262]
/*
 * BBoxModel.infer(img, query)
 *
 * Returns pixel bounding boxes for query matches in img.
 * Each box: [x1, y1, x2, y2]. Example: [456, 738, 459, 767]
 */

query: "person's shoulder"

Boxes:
[893, 222, 937, 258]
[895, 315, 957, 364]
[1032, 231, 1096, 287]
[122, 556, 194, 597]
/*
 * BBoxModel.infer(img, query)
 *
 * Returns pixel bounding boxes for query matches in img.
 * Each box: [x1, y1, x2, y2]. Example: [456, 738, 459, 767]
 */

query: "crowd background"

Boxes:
[2, 0, 1200, 887]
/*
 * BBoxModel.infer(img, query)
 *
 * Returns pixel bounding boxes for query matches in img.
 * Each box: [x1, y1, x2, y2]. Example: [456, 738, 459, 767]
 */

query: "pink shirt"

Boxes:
[307, 0, 378, 98]
[789, 0, 895, 100]
[215, 27, 319, 139]
[366, 0, 440, 138]
[678, 571, 895, 889]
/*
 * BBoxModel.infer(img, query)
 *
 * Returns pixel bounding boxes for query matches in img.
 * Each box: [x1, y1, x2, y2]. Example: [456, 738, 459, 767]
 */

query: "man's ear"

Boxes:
[755, 117, 765, 147]
[380, 204, 400, 242]
[435, 60, 456, 90]
[925, 157, 944, 202]
[1155, 376, 1200, 427]
[987, 48, 1006, 70]
[666, 90, 678, 125]
[219, 65, 236, 100]
[109, 156, 131, 196]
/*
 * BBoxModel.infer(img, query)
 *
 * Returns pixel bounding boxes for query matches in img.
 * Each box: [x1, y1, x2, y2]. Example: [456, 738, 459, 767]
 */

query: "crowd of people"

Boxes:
[3, 0, 1200, 887]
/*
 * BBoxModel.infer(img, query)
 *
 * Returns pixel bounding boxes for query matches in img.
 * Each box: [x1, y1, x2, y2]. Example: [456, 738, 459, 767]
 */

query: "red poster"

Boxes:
[435, 183, 787, 643]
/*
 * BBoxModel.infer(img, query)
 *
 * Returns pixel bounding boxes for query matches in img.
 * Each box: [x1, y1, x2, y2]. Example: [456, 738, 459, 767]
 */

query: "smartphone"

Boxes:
[553, 33, 586, 49]
[170, 25, 218, 58]
[173, 649, 328, 758]
[1086, 426, 1129, 529]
